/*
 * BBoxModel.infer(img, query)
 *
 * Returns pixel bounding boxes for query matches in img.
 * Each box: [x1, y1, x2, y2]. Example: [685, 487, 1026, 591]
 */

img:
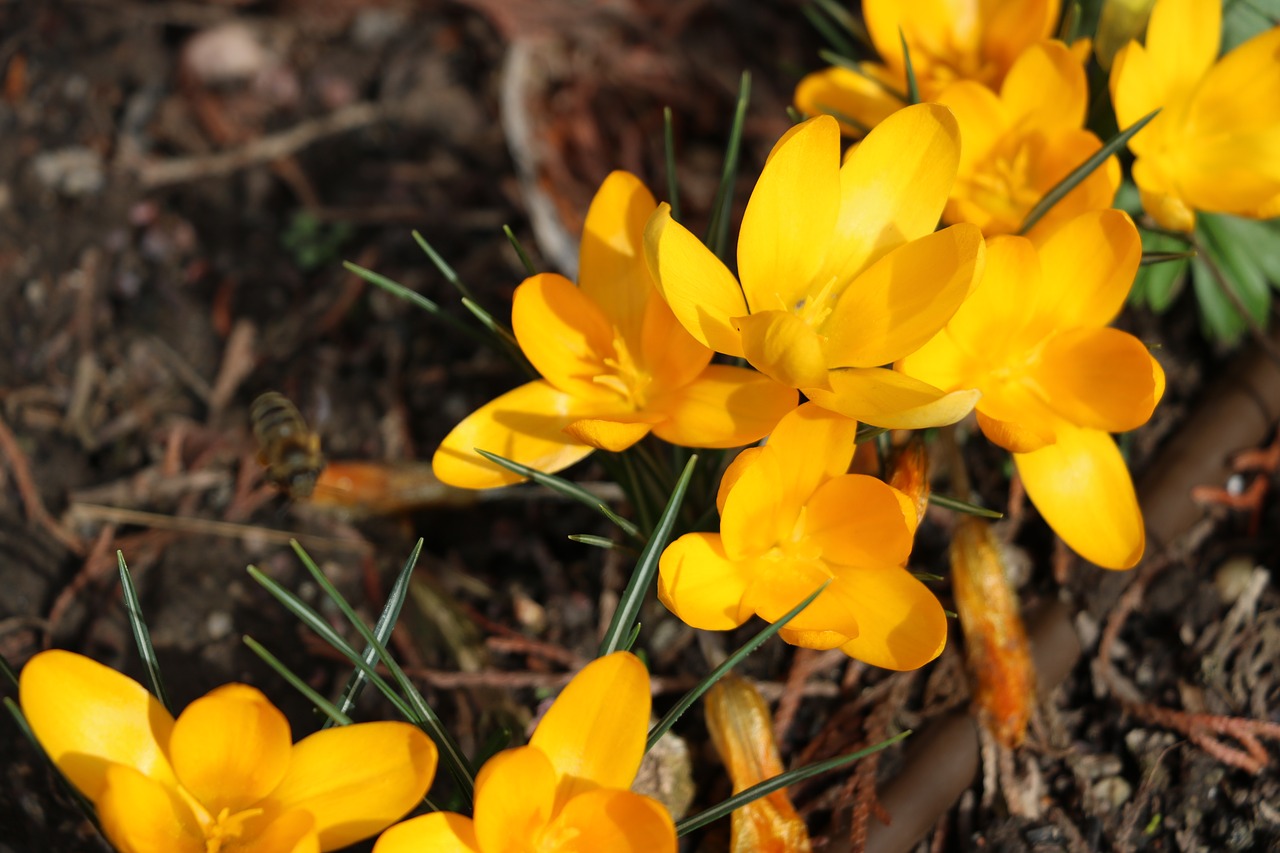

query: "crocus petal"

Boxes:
[512, 273, 616, 402]
[824, 223, 984, 367]
[1190, 25, 1280, 137]
[658, 533, 754, 630]
[747, 559, 859, 649]
[793, 65, 905, 136]
[737, 116, 841, 313]
[925, 234, 1044, 364]
[238, 811, 320, 853]
[1109, 40, 1160, 134]
[1014, 423, 1145, 569]
[563, 416, 657, 451]
[1034, 209, 1141, 329]
[1033, 327, 1162, 432]
[1001, 40, 1086, 132]
[648, 364, 797, 449]
[18, 650, 176, 802]
[529, 652, 650, 803]
[805, 474, 914, 568]
[736, 310, 831, 390]
[374, 814, 480, 853]
[473, 747, 558, 852]
[639, 291, 714, 391]
[819, 104, 962, 282]
[96, 765, 204, 853]
[1143, 0, 1220, 99]
[169, 684, 291, 814]
[644, 204, 748, 356]
[578, 171, 658, 347]
[432, 380, 602, 489]
[267, 722, 437, 852]
[975, 408, 1057, 454]
[720, 403, 857, 559]
[892, 327, 982, 396]
[717, 447, 764, 515]
[550, 789, 676, 853]
[982, 0, 1062, 75]
[935, 81, 1006, 176]
[834, 566, 949, 670]
[805, 367, 980, 429]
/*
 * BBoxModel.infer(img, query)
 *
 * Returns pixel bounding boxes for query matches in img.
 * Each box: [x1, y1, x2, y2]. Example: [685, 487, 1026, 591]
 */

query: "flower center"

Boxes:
[766, 505, 824, 564]
[966, 138, 1047, 232]
[203, 806, 264, 853]
[533, 820, 582, 851]
[595, 333, 651, 409]
[793, 275, 840, 329]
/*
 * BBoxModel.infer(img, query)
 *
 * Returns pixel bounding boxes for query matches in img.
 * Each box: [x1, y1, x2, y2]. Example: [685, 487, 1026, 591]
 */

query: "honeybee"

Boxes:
[250, 391, 325, 499]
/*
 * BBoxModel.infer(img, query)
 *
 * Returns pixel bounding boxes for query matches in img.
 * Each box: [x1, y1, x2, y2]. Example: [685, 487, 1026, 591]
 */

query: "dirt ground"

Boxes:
[1, 2, 1278, 851]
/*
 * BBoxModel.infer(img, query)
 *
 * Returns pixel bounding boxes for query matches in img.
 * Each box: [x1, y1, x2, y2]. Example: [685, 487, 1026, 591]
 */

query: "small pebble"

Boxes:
[1213, 556, 1258, 604]
[32, 147, 105, 197]
[206, 611, 234, 641]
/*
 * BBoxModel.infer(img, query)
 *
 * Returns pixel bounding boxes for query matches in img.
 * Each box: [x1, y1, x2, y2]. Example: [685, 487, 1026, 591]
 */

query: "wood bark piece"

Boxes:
[864, 335, 1280, 853]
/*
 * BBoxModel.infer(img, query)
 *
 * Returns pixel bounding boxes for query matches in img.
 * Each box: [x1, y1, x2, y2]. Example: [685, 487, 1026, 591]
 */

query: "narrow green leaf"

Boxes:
[663, 107, 682, 223]
[676, 730, 912, 836]
[285, 542, 476, 798]
[411, 230, 475, 302]
[5, 697, 101, 825]
[475, 449, 642, 539]
[117, 551, 171, 713]
[705, 72, 751, 261]
[0, 653, 17, 690]
[1057, 0, 1082, 42]
[1140, 250, 1197, 266]
[646, 581, 829, 752]
[458, 295, 531, 375]
[1017, 108, 1160, 236]
[855, 424, 888, 444]
[1131, 229, 1191, 312]
[598, 456, 698, 657]
[326, 540, 424, 728]
[1199, 213, 1272, 316]
[342, 261, 480, 341]
[802, 3, 860, 60]
[1203, 215, 1280, 285]
[567, 534, 624, 551]
[621, 622, 643, 653]
[810, 0, 872, 49]
[899, 29, 920, 105]
[503, 225, 538, 275]
[244, 636, 353, 726]
[247, 565, 417, 722]
[928, 493, 1004, 519]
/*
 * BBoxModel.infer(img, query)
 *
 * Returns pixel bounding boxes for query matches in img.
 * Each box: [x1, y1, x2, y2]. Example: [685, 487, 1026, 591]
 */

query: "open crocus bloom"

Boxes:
[938, 40, 1120, 238]
[645, 107, 985, 429]
[795, 0, 1060, 136]
[18, 650, 437, 853]
[658, 403, 947, 671]
[1110, 0, 1280, 231]
[898, 210, 1165, 569]
[433, 170, 796, 489]
[375, 652, 675, 853]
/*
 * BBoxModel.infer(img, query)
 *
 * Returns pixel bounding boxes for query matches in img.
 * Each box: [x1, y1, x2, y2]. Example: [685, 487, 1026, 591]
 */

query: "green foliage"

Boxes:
[282, 211, 355, 271]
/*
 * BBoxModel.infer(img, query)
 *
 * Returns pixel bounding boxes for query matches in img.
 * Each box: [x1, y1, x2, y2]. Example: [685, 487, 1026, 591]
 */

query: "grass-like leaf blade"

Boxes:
[244, 636, 353, 726]
[342, 260, 481, 341]
[1017, 108, 1160, 236]
[325, 539, 424, 728]
[928, 493, 1004, 519]
[503, 224, 538, 276]
[705, 72, 751, 261]
[411, 230, 475, 302]
[474, 449, 642, 539]
[286, 543, 476, 799]
[646, 580, 829, 752]
[598, 456, 697, 657]
[117, 551, 172, 713]
[663, 106, 682, 222]
[899, 29, 920, 105]
[676, 730, 911, 836]
[816, 50, 908, 104]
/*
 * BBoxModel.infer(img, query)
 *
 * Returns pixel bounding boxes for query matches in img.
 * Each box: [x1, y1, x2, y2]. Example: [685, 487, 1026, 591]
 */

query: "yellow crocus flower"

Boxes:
[19, 650, 437, 853]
